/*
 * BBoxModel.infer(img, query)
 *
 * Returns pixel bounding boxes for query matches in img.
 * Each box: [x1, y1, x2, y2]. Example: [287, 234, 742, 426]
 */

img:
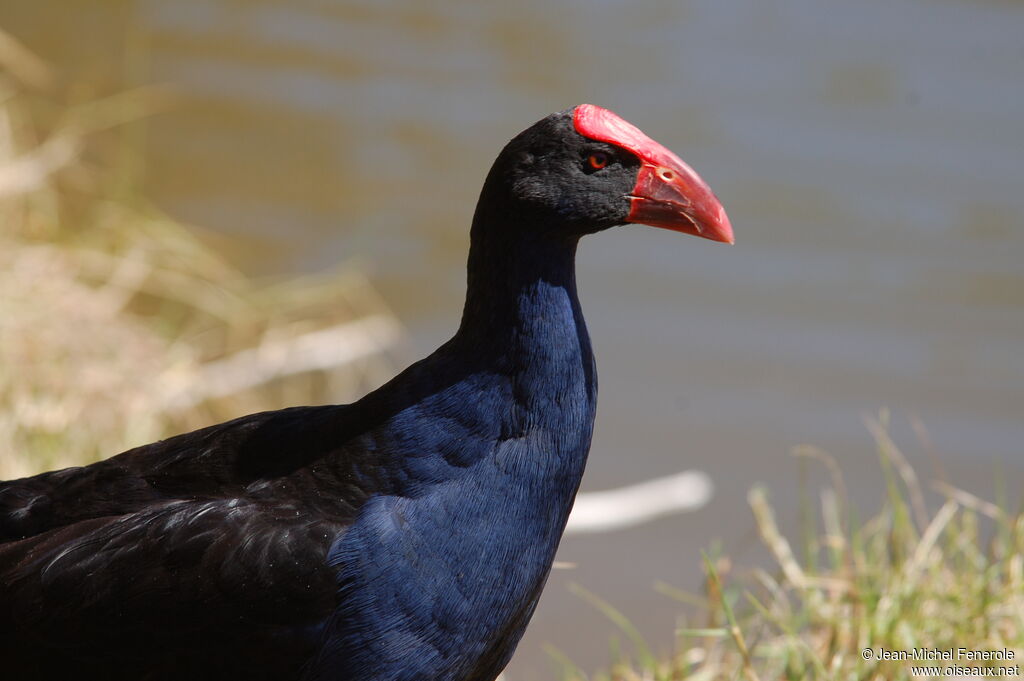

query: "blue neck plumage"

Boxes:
[462, 201, 593, 366]
[457, 203, 597, 443]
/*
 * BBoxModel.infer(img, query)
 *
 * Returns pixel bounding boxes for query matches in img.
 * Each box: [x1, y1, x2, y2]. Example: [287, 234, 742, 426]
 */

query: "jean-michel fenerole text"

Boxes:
[871, 648, 1016, 662]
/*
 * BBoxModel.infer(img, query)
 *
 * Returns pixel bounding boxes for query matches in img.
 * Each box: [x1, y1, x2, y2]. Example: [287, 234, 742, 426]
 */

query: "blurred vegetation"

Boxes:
[557, 415, 1023, 681]
[0, 29, 400, 479]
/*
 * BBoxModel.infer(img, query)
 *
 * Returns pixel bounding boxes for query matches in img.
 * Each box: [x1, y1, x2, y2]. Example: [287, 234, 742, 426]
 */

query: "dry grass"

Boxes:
[558, 415, 1023, 681]
[0, 29, 400, 479]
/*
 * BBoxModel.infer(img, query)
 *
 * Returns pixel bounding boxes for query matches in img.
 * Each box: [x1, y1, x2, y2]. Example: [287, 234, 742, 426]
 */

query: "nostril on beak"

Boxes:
[657, 167, 675, 182]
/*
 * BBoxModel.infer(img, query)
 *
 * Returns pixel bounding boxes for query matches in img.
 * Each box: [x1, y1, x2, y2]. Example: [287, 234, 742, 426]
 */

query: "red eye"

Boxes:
[587, 153, 609, 170]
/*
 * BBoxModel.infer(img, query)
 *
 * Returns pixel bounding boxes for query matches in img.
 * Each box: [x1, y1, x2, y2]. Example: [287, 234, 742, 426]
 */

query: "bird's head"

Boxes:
[485, 104, 733, 245]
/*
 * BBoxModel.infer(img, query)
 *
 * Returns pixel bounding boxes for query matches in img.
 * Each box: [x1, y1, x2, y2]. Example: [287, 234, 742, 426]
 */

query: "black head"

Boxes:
[475, 104, 733, 244]
[485, 109, 640, 236]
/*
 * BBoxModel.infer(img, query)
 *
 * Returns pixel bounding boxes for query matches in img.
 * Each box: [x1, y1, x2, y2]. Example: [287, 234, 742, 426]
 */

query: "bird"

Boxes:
[0, 104, 732, 681]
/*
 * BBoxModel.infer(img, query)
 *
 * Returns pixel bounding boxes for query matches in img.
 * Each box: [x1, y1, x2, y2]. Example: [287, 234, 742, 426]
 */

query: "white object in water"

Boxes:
[565, 470, 713, 535]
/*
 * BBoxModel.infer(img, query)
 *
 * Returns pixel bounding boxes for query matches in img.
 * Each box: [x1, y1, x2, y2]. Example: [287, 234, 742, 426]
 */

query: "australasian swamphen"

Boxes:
[0, 104, 732, 681]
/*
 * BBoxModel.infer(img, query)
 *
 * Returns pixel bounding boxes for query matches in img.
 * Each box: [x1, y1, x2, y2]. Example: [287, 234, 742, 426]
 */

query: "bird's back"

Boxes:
[0, 404, 363, 542]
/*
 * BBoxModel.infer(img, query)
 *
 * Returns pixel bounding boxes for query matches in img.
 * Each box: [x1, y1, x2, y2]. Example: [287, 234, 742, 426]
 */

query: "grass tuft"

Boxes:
[559, 421, 1022, 680]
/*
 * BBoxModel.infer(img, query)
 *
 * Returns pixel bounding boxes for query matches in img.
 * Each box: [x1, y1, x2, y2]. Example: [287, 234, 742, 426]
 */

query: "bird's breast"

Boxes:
[313, 418, 592, 680]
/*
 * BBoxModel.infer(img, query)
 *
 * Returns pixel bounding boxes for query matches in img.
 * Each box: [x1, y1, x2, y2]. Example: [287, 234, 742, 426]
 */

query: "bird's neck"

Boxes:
[458, 208, 585, 354]
[451, 203, 597, 452]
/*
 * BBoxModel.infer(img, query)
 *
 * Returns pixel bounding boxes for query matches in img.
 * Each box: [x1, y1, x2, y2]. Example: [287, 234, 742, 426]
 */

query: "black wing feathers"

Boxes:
[0, 497, 345, 680]
[0, 404, 360, 543]
[0, 403, 376, 679]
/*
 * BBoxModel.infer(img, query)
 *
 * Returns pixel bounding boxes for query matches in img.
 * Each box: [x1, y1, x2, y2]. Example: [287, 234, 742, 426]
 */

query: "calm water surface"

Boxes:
[6, 0, 1023, 676]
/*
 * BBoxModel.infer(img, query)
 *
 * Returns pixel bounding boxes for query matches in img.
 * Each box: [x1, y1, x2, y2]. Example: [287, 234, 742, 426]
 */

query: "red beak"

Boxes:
[627, 157, 734, 244]
[573, 104, 734, 245]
